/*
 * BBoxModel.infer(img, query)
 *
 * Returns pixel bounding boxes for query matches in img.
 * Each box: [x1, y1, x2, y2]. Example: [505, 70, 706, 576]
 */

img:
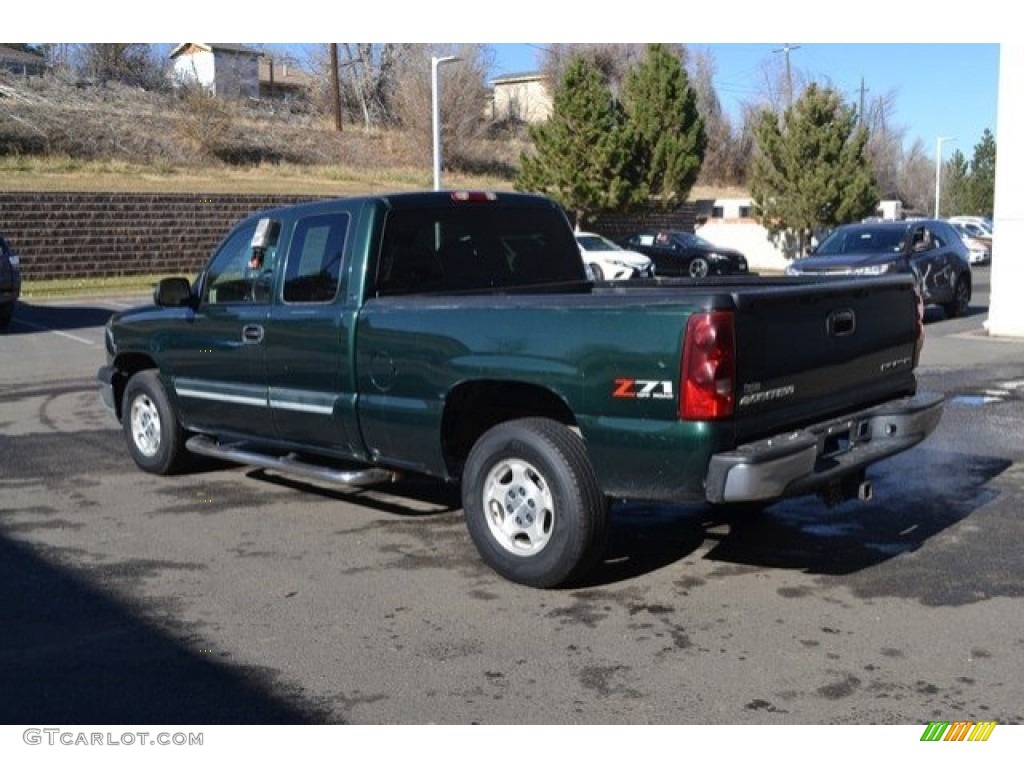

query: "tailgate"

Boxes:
[729, 275, 921, 441]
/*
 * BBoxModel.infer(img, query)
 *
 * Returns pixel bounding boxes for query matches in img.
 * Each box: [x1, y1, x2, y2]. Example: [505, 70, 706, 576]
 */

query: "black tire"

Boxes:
[942, 274, 971, 319]
[688, 257, 710, 278]
[121, 370, 189, 475]
[461, 418, 609, 588]
[589, 262, 605, 281]
[0, 303, 13, 330]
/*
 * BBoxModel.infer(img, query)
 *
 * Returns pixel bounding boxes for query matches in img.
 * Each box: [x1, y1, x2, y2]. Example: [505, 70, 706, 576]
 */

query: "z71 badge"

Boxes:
[613, 378, 675, 400]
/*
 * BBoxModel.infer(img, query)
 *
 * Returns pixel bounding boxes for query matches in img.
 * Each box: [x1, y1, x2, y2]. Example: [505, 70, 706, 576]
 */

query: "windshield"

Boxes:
[576, 234, 620, 252]
[815, 226, 906, 256]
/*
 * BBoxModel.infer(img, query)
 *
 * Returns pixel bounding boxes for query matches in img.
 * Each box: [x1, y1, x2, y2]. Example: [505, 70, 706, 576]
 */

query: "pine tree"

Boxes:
[750, 83, 878, 254]
[621, 44, 707, 209]
[966, 129, 996, 217]
[942, 149, 971, 217]
[516, 56, 644, 227]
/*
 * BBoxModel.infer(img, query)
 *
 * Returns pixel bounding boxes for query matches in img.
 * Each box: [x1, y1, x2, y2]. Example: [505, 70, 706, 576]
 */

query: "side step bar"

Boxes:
[185, 435, 400, 488]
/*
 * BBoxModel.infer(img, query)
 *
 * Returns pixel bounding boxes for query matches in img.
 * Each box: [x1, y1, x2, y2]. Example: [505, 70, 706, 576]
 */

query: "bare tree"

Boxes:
[72, 44, 166, 89]
[388, 44, 492, 170]
[896, 138, 934, 215]
[861, 88, 907, 199]
[690, 48, 749, 187]
[539, 44, 660, 97]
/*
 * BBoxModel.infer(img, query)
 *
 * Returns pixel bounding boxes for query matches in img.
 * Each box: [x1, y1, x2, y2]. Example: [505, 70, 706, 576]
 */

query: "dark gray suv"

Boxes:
[1, 235, 22, 329]
[786, 219, 972, 318]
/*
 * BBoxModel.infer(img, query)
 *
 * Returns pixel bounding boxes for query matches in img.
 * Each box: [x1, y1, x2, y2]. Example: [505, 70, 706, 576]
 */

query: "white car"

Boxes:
[574, 232, 654, 281]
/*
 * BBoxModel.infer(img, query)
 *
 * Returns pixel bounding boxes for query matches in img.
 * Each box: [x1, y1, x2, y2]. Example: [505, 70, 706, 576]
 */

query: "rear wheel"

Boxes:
[122, 370, 189, 475]
[462, 418, 609, 588]
[688, 257, 710, 278]
[0, 303, 13, 330]
[942, 275, 970, 319]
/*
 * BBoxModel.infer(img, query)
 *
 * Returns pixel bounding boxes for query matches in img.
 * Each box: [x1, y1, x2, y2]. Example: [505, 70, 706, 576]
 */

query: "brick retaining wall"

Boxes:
[0, 192, 325, 281]
[0, 192, 706, 282]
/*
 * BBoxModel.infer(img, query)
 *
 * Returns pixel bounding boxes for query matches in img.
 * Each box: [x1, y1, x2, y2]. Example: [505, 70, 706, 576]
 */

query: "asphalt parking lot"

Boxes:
[1, 267, 1023, 727]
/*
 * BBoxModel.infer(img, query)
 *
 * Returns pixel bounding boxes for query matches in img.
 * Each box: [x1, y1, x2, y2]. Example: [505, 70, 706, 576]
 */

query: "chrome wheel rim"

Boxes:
[689, 259, 709, 278]
[130, 394, 161, 458]
[482, 458, 555, 557]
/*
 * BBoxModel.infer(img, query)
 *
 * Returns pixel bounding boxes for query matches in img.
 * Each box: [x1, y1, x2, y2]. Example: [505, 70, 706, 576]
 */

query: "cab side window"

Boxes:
[282, 213, 349, 303]
[203, 219, 281, 305]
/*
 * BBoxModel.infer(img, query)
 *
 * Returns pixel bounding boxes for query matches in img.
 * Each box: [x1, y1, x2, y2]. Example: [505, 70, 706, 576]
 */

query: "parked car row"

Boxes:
[574, 229, 750, 281]
[0, 234, 22, 330]
[949, 219, 992, 264]
[574, 232, 654, 280]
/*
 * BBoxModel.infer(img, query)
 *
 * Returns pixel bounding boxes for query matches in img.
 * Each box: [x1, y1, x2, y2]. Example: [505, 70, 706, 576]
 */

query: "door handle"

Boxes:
[242, 325, 264, 344]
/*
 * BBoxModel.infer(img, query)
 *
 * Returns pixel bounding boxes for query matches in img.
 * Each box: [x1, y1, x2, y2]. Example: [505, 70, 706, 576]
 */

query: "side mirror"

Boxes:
[154, 277, 193, 307]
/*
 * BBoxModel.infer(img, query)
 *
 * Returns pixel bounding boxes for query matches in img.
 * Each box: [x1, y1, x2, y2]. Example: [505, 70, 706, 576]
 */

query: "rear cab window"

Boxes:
[375, 205, 584, 296]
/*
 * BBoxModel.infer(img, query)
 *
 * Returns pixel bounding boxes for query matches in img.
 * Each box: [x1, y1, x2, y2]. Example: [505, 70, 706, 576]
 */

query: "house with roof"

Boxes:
[259, 56, 313, 102]
[169, 43, 262, 99]
[0, 44, 47, 77]
[490, 71, 552, 124]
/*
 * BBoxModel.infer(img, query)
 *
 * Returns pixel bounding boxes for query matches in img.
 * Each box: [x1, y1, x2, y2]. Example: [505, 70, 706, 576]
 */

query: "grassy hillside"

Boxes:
[2, 72, 746, 200]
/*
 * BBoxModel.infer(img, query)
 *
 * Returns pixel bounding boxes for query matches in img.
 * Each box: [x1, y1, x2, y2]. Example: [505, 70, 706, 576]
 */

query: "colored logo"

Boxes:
[920, 721, 997, 742]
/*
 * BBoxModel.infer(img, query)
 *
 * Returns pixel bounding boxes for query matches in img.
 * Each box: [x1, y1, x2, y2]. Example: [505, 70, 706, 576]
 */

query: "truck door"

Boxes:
[263, 210, 358, 454]
[162, 217, 279, 439]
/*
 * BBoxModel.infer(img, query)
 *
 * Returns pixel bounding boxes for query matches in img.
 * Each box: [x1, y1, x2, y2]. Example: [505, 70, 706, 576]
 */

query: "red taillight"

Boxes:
[680, 311, 735, 420]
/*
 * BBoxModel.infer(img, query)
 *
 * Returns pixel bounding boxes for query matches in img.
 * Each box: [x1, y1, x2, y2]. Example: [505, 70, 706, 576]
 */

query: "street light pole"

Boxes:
[935, 136, 956, 218]
[431, 55, 459, 191]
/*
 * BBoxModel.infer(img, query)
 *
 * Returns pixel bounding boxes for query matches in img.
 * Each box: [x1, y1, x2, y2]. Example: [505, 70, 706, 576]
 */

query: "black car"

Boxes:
[618, 230, 749, 278]
[786, 219, 972, 318]
[0, 235, 21, 330]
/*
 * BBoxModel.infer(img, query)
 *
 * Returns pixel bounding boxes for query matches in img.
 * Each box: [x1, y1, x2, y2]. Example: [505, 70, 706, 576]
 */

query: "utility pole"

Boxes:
[773, 43, 802, 109]
[858, 77, 869, 126]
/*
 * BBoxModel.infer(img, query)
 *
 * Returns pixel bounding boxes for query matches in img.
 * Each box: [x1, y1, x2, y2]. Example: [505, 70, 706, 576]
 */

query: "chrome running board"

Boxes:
[185, 435, 400, 487]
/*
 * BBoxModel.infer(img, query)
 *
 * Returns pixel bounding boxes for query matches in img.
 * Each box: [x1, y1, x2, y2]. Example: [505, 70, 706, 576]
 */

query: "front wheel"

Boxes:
[688, 257, 710, 278]
[461, 418, 609, 588]
[121, 370, 189, 475]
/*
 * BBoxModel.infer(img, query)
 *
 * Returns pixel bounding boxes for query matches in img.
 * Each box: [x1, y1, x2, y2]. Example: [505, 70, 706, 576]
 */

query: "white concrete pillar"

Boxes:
[988, 43, 1024, 337]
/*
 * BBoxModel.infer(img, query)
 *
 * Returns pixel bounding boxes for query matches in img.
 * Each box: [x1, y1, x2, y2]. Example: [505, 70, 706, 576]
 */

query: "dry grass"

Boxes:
[2, 73, 744, 201]
[0, 73, 521, 195]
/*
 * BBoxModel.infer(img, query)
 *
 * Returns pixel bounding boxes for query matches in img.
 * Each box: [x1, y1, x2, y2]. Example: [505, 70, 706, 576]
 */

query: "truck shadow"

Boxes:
[239, 449, 1009, 591]
[586, 450, 1010, 587]
[5, 301, 118, 334]
[0, 533, 335, 724]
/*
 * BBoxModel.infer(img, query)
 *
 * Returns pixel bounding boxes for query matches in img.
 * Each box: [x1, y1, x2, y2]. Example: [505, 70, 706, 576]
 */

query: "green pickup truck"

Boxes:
[98, 191, 943, 587]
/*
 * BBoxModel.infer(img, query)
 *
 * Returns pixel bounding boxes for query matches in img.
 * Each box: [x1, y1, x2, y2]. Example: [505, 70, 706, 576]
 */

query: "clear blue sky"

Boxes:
[488, 43, 999, 159]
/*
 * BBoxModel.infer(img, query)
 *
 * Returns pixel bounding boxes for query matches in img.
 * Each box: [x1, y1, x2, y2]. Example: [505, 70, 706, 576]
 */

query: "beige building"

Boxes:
[490, 72, 552, 124]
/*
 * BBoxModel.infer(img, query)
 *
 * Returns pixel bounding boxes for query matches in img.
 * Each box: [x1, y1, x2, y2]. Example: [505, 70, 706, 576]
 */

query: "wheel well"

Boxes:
[441, 380, 576, 478]
[110, 353, 158, 420]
